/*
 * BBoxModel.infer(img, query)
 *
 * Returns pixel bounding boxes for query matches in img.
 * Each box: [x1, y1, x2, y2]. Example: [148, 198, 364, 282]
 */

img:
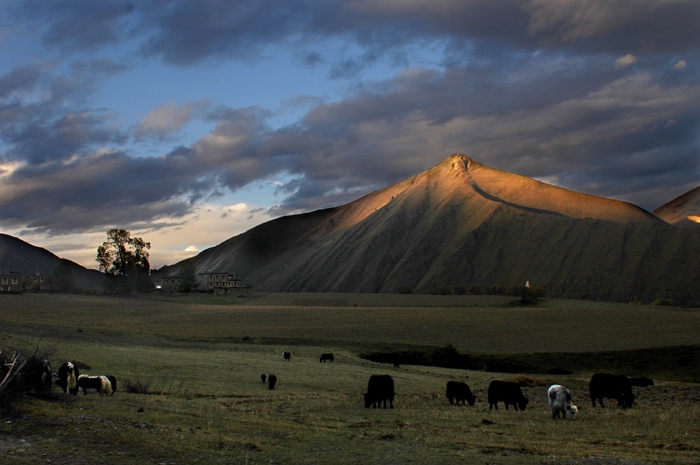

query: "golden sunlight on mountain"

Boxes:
[653, 186, 700, 230]
[157, 154, 700, 301]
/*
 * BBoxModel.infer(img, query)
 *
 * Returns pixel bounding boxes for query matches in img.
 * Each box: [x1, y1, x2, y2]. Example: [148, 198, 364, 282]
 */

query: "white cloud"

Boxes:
[614, 54, 637, 69]
[674, 60, 687, 70]
[136, 100, 209, 138]
[5, 200, 274, 270]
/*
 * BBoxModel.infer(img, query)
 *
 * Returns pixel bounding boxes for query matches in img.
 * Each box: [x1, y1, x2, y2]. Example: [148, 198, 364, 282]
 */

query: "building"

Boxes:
[25, 272, 51, 292]
[197, 271, 250, 295]
[0, 271, 24, 293]
[154, 277, 183, 292]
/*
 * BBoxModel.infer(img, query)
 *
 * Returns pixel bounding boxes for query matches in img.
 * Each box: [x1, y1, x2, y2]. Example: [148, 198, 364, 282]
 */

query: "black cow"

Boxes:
[629, 376, 654, 387]
[261, 374, 267, 384]
[22, 358, 52, 396]
[57, 362, 80, 395]
[364, 375, 395, 409]
[589, 373, 637, 409]
[488, 380, 529, 411]
[320, 353, 334, 363]
[268, 374, 277, 390]
[446, 381, 476, 406]
[283, 352, 291, 361]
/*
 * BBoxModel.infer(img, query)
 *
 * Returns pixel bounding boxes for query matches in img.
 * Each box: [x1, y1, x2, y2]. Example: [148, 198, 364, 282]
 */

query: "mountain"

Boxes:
[0, 234, 104, 290]
[161, 154, 700, 303]
[653, 186, 700, 234]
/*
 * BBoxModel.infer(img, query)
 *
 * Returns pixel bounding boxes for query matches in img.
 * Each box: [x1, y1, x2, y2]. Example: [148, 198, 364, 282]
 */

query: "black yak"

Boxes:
[488, 380, 528, 411]
[364, 375, 395, 409]
[446, 381, 476, 406]
[589, 373, 637, 409]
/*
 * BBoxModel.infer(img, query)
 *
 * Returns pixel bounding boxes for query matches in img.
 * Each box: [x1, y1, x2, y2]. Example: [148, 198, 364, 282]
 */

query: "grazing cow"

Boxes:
[77, 375, 113, 396]
[364, 375, 395, 409]
[283, 352, 291, 361]
[319, 353, 334, 363]
[268, 374, 277, 390]
[446, 381, 476, 406]
[261, 374, 267, 384]
[548, 384, 578, 420]
[488, 380, 529, 411]
[445, 381, 476, 405]
[589, 373, 637, 409]
[106, 375, 117, 395]
[629, 377, 654, 387]
[57, 362, 80, 395]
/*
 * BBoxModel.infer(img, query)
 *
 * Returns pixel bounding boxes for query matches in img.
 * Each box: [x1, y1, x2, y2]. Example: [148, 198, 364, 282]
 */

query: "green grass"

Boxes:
[1, 293, 699, 464]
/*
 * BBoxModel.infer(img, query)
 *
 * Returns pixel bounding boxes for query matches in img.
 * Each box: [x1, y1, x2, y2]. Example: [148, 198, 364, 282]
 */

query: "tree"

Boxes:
[177, 259, 198, 293]
[96, 229, 151, 293]
[52, 259, 75, 293]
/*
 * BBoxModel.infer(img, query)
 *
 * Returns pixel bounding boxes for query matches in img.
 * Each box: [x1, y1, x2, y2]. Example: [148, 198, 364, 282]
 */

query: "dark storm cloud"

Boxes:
[1, 0, 699, 235]
[0, 148, 213, 234]
[0, 58, 128, 165]
[13, 0, 139, 53]
[9, 112, 127, 165]
[523, 0, 700, 53]
[13, 1, 700, 64]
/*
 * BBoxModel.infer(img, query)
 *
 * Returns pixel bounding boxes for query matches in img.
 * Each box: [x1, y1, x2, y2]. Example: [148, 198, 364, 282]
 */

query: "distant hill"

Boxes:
[653, 185, 700, 235]
[0, 234, 104, 291]
[159, 154, 700, 303]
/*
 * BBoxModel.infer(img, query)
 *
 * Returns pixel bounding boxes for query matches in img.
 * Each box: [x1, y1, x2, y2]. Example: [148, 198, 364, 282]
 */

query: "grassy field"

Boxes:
[1, 293, 699, 464]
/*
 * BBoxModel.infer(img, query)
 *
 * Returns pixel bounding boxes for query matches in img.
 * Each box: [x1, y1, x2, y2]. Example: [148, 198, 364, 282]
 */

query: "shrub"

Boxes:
[467, 285, 482, 295]
[0, 348, 53, 418]
[396, 285, 413, 294]
[428, 344, 460, 368]
[487, 285, 505, 295]
[438, 286, 454, 295]
[124, 374, 186, 396]
[453, 285, 467, 295]
[506, 285, 545, 305]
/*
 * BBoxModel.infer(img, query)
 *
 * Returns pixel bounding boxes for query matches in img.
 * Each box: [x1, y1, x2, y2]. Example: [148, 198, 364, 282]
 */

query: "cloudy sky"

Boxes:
[1, 0, 699, 270]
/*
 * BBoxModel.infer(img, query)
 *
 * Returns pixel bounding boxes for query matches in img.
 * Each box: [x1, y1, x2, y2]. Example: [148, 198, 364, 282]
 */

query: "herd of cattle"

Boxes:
[364, 372, 653, 418]
[45, 353, 652, 420]
[53, 361, 116, 397]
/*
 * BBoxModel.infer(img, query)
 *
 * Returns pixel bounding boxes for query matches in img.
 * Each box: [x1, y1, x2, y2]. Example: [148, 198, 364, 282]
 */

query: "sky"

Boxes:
[0, 0, 699, 270]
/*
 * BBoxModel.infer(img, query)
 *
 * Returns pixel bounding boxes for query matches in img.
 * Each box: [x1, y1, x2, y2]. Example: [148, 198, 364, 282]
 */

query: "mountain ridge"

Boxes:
[653, 185, 700, 234]
[0, 233, 104, 290]
[2, 154, 697, 301]
[164, 154, 700, 302]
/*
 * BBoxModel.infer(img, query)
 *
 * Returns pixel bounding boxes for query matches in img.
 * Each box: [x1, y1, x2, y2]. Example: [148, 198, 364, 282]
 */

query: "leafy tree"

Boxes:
[96, 229, 152, 293]
[177, 259, 198, 293]
[52, 259, 75, 293]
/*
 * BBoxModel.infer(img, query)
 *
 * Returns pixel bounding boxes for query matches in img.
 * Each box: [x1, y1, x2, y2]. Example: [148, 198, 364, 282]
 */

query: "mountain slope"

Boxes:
[653, 185, 700, 234]
[166, 155, 700, 302]
[0, 234, 104, 290]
